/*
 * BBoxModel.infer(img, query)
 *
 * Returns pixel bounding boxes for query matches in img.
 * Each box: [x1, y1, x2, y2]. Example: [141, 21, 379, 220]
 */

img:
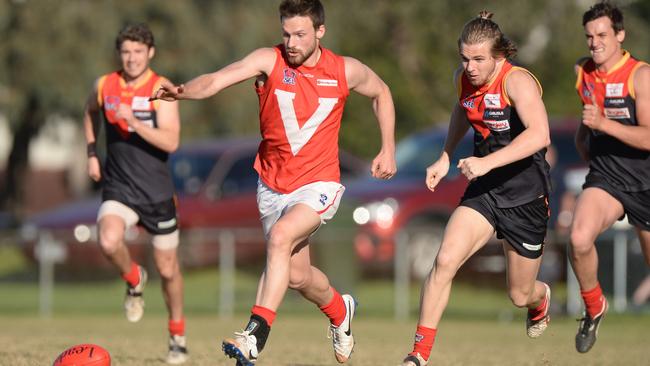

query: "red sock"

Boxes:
[581, 283, 605, 318]
[411, 325, 437, 361]
[121, 262, 141, 287]
[169, 318, 185, 336]
[252, 305, 276, 326]
[528, 288, 549, 321]
[319, 288, 346, 326]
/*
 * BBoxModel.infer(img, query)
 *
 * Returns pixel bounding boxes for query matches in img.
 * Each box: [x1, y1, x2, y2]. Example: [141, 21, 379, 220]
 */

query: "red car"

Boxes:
[345, 120, 584, 279]
[21, 137, 368, 273]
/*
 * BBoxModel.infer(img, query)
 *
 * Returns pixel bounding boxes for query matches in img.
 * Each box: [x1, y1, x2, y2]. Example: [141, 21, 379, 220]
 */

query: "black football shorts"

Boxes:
[461, 193, 549, 259]
[119, 198, 179, 235]
[583, 172, 650, 231]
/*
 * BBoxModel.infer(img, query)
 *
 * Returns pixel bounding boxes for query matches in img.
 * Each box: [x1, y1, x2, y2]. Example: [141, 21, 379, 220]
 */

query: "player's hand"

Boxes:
[371, 149, 396, 180]
[582, 88, 606, 131]
[87, 156, 102, 182]
[151, 80, 184, 101]
[457, 156, 491, 181]
[582, 104, 605, 131]
[115, 103, 135, 123]
[425, 156, 449, 191]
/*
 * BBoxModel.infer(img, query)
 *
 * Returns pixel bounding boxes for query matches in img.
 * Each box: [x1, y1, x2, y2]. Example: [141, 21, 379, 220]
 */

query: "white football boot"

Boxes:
[526, 283, 551, 338]
[124, 266, 147, 322]
[399, 352, 428, 366]
[166, 334, 188, 364]
[328, 294, 357, 363]
[222, 330, 258, 366]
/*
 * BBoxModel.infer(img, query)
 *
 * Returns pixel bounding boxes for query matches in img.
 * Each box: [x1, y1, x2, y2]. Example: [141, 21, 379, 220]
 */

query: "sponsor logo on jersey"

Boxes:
[462, 98, 475, 109]
[133, 111, 153, 119]
[605, 83, 624, 97]
[484, 119, 510, 131]
[604, 107, 631, 119]
[104, 95, 120, 111]
[483, 109, 506, 119]
[522, 242, 542, 251]
[282, 68, 297, 85]
[157, 217, 177, 229]
[319, 193, 328, 206]
[484, 93, 501, 108]
[316, 79, 338, 87]
[302, 73, 314, 78]
[583, 82, 595, 99]
[605, 98, 626, 106]
[131, 96, 151, 110]
[127, 119, 154, 132]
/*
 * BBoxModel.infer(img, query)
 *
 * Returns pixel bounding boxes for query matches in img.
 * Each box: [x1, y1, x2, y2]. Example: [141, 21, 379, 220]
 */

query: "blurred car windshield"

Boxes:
[396, 129, 473, 178]
[170, 151, 220, 196]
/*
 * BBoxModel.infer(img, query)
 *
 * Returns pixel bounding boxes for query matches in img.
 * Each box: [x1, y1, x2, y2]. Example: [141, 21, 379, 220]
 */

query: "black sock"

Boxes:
[244, 314, 271, 352]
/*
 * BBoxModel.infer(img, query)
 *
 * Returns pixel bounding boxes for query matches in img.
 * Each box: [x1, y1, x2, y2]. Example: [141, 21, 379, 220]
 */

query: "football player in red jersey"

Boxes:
[83, 23, 188, 364]
[153, 1, 396, 364]
[570, 1, 650, 353]
[399, 12, 552, 366]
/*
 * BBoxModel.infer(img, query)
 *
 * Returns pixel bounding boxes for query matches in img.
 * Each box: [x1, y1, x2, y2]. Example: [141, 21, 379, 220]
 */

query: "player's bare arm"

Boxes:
[574, 123, 591, 161]
[584, 64, 650, 151]
[116, 78, 181, 153]
[83, 79, 102, 182]
[152, 48, 277, 101]
[574, 59, 591, 161]
[459, 69, 550, 181]
[344, 56, 396, 179]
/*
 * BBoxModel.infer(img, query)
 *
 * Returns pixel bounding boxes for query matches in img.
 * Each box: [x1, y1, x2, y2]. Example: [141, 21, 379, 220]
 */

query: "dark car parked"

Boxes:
[21, 137, 368, 273]
[345, 119, 585, 279]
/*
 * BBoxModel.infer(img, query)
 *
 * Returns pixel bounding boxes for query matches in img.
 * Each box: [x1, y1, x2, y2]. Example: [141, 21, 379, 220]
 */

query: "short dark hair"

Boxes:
[279, 0, 325, 29]
[115, 23, 155, 50]
[583, 1, 624, 33]
[458, 11, 517, 59]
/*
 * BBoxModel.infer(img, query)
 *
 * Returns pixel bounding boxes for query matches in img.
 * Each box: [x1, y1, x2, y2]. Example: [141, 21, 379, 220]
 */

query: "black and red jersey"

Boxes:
[97, 69, 174, 204]
[458, 61, 551, 208]
[576, 51, 650, 192]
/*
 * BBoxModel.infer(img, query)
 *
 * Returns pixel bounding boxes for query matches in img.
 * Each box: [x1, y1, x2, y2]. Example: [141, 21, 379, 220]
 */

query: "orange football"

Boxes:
[52, 344, 111, 366]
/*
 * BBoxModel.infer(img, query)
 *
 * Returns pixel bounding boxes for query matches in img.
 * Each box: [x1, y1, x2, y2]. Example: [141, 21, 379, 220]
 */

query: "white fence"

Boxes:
[2, 223, 643, 319]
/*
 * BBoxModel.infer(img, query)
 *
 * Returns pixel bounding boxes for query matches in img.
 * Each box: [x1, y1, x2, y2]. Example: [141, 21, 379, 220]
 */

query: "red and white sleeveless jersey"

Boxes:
[254, 45, 349, 193]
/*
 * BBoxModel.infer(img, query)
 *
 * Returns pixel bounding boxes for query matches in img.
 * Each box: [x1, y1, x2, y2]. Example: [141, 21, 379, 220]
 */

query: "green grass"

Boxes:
[2, 313, 650, 365]
[2, 266, 650, 365]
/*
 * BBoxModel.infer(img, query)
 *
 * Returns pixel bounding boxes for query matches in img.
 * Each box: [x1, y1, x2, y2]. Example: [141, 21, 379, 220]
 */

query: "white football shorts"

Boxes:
[257, 179, 345, 238]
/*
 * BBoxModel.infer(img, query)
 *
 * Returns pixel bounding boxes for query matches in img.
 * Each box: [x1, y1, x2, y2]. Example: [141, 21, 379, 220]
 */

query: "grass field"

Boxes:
[3, 313, 650, 365]
[2, 264, 650, 365]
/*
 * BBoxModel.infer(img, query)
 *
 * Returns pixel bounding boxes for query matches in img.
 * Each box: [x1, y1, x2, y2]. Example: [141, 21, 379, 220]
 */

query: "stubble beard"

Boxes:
[287, 43, 317, 66]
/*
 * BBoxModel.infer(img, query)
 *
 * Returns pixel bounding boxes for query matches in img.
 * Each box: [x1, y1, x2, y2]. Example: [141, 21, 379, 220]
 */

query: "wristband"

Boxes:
[87, 143, 97, 158]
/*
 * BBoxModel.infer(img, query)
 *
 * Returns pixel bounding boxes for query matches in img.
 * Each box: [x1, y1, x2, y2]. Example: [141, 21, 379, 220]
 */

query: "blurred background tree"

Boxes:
[0, 0, 648, 217]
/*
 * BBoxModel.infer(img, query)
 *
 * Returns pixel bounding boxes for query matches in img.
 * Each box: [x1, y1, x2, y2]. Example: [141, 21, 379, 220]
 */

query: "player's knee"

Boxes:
[288, 269, 311, 290]
[267, 226, 293, 254]
[156, 261, 177, 281]
[508, 289, 531, 308]
[431, 252, 458, 283]
[98, 227, 124, 255]
[570, 226, 595, 255]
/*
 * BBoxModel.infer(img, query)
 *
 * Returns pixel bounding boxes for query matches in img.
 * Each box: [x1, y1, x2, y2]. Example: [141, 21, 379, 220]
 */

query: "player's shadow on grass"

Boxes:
[287, 363, 328, 366]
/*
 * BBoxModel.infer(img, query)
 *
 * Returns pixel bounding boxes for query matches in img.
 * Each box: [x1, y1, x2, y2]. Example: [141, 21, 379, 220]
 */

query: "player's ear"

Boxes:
[316, 24, 326, 40]
[615, 29, 625, 43]
[148, 46, 156, 60]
